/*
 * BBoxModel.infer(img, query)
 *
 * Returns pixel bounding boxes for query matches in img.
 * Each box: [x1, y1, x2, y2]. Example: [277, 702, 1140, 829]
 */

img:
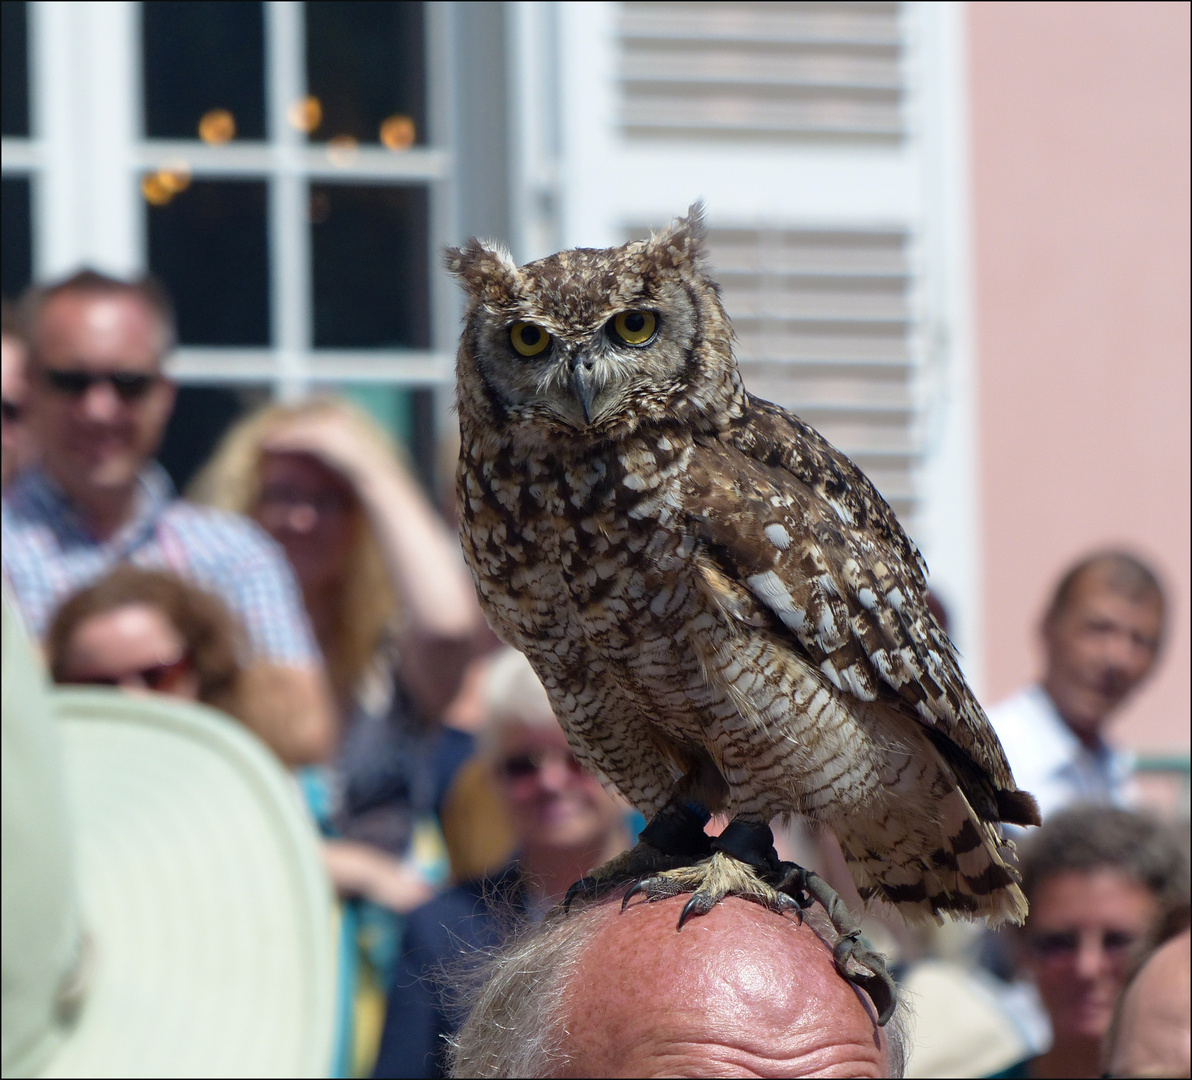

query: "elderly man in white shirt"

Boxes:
[988, 551, 1165, 824]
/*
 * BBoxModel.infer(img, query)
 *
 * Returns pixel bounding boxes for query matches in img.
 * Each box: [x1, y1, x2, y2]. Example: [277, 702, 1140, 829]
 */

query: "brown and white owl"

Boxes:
[448, 205, 1039, 968]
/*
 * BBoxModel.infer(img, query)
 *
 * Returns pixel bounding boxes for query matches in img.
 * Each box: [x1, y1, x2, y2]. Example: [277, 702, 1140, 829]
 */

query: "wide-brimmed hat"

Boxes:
[1, 591, 335, 1077]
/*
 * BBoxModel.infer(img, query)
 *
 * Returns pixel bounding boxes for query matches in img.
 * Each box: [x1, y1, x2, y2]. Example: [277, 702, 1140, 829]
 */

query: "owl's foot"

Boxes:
[563, 802, 712, 911]
[621, 850, 805, 925]
[775, 862, 898, 1027]
[622, 818, 799, 922]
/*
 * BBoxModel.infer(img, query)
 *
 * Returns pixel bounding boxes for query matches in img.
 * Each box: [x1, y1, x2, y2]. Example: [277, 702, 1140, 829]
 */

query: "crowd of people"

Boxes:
[1, 269, 1187, 1079]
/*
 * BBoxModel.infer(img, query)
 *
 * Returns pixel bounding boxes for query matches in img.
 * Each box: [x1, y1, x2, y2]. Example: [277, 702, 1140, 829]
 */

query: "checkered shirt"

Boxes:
[2, 463, 319, 665]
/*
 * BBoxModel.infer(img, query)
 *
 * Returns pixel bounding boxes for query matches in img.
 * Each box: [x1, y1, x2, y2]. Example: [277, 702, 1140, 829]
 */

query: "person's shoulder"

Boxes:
[163, 501, 286, 566]
[2, 476, 57, 557]
[405, 868, 522, 952]
[2, 470, 55, 530]
[986, 686, 1050, 734]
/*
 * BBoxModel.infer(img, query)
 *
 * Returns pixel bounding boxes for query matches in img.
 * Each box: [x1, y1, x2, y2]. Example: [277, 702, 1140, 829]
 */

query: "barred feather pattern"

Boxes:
[450, 206, 1039, 925]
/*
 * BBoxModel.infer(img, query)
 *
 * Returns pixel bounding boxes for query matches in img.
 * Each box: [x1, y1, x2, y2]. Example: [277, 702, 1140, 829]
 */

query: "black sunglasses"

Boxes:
[1028, 928, 1140, 960]
[500, 748, 585, 781]
[40, 368, 160, 402]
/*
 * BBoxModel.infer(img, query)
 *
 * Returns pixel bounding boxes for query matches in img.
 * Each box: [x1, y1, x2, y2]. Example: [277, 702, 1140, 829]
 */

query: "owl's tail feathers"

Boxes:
[838, 783, 1031, 928]
[997, 786, 1042, 828]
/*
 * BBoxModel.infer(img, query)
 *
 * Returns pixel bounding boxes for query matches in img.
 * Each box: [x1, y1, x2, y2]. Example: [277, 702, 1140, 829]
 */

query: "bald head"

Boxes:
[560, 897, 889, 1077]
[449, 894, 898, 1077]
[1106, 930, 1191, 1078]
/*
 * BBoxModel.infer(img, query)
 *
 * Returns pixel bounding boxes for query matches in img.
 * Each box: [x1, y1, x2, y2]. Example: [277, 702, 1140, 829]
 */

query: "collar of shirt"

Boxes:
[1022, 684, 1133, 789]
[12, 462, 176, 556]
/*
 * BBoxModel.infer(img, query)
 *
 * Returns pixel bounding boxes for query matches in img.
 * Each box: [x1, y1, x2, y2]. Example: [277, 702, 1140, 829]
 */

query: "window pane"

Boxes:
[1, 177, 32, 299]
[311, 184, 429, 349]
[142, 1, 266, 141]
[1, 1, 29, 137]
[305, 1, 426, 147]
[147, 180, 270, 346]
[159, 384, 269, 493]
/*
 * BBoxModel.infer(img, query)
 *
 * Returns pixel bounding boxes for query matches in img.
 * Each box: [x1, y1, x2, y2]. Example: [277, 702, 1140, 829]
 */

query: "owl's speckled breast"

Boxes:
[459, 421, 900, 824]
[459, 428, 696, 649]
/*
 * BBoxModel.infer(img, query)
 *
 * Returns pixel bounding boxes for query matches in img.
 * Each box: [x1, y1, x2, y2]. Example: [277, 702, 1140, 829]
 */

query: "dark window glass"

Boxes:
[409, 386, 438, 496]
[142, 1, 265, 141]
[311, 184, 429, 349]
[305, 1, 426, 147]
[1, 177, 32, 300]
[1, 1, 29, 137]
[147, 180, 270, 346]
[159, 384, 269, 493]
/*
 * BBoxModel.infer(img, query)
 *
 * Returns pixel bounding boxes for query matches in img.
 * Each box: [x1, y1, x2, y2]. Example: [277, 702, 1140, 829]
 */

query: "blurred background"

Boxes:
[1, 0, 1187, 781]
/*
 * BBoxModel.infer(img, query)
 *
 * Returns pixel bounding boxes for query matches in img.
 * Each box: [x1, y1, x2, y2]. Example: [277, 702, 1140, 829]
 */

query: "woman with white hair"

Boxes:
[372, 648, 631, 1079]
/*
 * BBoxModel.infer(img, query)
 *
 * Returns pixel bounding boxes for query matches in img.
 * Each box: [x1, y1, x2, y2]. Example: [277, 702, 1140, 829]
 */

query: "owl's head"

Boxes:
[447, 204, 741, 442]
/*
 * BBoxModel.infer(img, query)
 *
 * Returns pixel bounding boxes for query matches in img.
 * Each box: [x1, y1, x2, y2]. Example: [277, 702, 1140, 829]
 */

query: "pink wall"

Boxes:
[968, 2, 1190, 753]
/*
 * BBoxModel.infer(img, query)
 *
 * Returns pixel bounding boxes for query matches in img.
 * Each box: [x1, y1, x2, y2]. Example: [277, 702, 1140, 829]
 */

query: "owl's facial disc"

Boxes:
[462, 245, 705, 435]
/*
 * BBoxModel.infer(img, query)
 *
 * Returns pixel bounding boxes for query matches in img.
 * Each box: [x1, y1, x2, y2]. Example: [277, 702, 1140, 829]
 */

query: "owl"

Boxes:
[448, 206, 1039, 1005]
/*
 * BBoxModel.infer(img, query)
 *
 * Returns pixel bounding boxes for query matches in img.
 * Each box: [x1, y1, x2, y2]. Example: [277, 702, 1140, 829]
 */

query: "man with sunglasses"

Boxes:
[2, 269, 335, 765]
[1, 299, 34, 490]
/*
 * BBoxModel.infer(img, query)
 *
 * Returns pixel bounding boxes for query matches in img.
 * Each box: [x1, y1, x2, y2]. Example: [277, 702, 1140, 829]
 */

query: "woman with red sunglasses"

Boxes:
[45, 565, 248, 723]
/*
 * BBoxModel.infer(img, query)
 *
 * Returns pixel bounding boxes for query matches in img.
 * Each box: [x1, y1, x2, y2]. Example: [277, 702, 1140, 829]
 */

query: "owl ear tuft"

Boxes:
[443, 238, 519, 300]
[646, 201, 709, 270]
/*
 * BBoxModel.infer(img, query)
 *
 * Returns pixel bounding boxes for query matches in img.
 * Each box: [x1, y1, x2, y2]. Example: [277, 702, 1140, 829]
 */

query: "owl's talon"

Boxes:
[833, 930, 898, 1027]
[678, 892, 712, 929]
[620, 881, 647, 912]
[774, 862, 815, 910]
[563, 837, 696, 914]
[776, 864, 898, 1026]
[563, 876, 601, 912]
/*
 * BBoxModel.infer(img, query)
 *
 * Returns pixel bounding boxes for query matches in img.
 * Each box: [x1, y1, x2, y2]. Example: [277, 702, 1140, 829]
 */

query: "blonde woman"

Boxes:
[191, 396, 482, 911]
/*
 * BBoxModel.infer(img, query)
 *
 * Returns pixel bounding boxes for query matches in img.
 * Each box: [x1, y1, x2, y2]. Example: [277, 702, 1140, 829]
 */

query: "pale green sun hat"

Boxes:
[1, 591, 336, 1078]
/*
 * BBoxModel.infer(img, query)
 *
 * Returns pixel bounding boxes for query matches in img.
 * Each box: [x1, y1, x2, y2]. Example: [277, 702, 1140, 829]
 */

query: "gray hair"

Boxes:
[1018, 806, 1190, 916]
[446, 900, 909, 1078]
[477, 648, 559, 762]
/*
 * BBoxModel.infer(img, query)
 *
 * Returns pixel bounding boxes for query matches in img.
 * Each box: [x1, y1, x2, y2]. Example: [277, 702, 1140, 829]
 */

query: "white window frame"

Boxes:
[2, 0, 459, 400]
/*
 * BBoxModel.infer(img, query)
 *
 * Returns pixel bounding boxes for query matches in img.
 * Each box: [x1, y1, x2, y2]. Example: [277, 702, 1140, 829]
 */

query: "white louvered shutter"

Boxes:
[618, 2, 905, 140]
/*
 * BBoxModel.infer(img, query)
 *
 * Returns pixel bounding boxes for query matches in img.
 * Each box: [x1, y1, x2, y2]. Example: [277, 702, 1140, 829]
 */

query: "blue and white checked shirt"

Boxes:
[2, 463, 319, 665]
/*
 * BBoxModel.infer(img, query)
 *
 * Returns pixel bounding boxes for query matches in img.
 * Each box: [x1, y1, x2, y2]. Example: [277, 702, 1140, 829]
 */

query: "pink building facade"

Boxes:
[969, 1, 1190, 755]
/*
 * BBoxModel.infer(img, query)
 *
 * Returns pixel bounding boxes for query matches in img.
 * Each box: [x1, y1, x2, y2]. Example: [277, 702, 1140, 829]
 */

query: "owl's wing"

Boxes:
[684, 395, 1038, 825]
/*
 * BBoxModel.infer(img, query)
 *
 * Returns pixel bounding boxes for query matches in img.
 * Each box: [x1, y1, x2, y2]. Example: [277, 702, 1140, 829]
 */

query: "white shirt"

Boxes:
[987, 685, 1136, 825]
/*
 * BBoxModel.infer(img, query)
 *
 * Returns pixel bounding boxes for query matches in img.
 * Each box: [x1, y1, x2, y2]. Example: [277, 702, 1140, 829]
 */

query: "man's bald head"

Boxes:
[1106, 929, 1191, 1078]
[449, 895, 902, 1078]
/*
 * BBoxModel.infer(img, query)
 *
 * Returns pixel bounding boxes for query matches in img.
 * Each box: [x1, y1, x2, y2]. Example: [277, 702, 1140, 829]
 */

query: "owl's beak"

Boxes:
[569, 361, 597, 423]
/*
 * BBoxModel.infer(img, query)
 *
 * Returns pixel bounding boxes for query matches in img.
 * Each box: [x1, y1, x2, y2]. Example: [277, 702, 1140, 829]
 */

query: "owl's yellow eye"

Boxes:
[611, 310, 657, 346]
[510, 321, 551, 358]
